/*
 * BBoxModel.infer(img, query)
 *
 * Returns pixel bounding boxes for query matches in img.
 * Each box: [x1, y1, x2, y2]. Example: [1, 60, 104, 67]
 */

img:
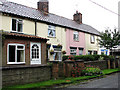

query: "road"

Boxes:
[66, 73, 119, 89]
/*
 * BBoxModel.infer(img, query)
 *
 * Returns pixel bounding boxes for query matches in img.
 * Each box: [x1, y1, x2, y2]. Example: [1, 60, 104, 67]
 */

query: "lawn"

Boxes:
[3, 68, 120, 89]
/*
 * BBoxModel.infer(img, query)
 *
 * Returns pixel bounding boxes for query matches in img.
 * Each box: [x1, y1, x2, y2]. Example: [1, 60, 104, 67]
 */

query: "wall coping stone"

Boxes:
[75, 60, 84, 62]
[64, 60, 75, 63]
[1, 64, 51, 70]
[84, 60, 106, 63]
[49, 61, 61, 63]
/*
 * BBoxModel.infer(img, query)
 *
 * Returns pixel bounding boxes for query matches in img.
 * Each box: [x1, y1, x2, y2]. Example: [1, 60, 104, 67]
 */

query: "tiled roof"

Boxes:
[0, 0, 100, 35]
[4, 32, 48, 40]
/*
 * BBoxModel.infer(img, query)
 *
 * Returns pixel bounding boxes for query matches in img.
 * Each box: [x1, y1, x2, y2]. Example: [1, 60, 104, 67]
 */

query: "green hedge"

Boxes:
[62, 55, 115, 61]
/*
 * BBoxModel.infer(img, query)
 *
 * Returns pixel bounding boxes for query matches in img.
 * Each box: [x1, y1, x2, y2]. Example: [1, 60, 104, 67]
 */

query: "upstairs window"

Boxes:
[91, 35, 95, 43]
[73, 31, 79, 41]
[48, 25, 56, 37]
[12, 19, 23, 32]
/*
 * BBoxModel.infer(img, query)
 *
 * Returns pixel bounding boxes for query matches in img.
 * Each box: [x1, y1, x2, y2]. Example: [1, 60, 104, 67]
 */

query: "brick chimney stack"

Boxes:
[37, 0, 49, 15]
[73, 11, 82, 24]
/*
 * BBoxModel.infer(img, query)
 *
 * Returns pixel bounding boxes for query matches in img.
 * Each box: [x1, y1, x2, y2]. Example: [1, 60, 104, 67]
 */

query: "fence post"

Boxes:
[64, 60, 75, 77]
[50, 61, 59, 79]
[111, 60, 116, 69]
[107, 60, 111, 69]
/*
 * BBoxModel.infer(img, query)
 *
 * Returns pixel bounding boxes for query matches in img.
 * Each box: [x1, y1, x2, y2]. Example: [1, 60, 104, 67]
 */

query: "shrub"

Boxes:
[68, 55, 74, 60]
[82, 65, 103, 76]
[92, 55, 100, 60]
[62, 55, 114, 61]
[100, 55, 109, 60]
[71, 64, 81, 77]
[82, 55, 95, 61]
[108, 55, 115, 61]
[62, 55, 69, 61]
[74, 55, 84, 60]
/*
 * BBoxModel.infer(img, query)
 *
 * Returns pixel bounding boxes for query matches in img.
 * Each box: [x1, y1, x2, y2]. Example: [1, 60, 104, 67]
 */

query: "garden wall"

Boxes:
[2, 65, 52, 87]
[51, 60, 111, 79]
[84, 60, 108, 70]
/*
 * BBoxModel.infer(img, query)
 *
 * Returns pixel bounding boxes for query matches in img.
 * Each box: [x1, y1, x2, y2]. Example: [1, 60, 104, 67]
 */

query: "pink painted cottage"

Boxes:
[66, 29, 86, 55]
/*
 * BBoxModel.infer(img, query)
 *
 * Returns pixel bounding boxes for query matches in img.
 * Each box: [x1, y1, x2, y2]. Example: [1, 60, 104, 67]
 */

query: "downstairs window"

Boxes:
[8, 44, 25, 64]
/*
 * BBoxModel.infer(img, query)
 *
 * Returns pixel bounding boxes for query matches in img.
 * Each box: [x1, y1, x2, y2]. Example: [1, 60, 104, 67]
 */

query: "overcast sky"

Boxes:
[8, 0, 119, 32]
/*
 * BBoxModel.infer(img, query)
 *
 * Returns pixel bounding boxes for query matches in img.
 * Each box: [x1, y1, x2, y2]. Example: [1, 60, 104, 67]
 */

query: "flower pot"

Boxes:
[50, 52, 54, 55]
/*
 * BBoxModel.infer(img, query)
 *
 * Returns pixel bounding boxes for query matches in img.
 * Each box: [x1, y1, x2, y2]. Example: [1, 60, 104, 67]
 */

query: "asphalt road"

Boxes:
[66, 73, 119, 89]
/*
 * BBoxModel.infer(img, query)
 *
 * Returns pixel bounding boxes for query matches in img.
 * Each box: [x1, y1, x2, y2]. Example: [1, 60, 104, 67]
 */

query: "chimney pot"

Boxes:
[73, 11, 82, 24]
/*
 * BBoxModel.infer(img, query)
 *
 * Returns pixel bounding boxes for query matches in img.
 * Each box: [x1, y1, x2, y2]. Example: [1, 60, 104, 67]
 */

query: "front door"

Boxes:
[30, 42, 41, 64]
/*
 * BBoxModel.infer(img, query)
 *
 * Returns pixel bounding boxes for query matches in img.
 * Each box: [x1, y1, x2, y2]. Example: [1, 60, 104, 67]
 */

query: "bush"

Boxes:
[62, 55, 69, 61]
[92, 55, 100, 60]
[82, 55, 95, 61]
[74, 55, 84, 60]
[63, 55, 98, 61]
[109, 55, 115, 61]
[82, 65, 103, 76]
[62, 55, 114, 61]
[71, 64, 81, 77]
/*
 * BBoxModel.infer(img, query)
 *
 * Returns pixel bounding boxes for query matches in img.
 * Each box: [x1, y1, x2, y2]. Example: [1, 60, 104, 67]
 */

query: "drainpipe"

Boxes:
[35, 21, 37, 36]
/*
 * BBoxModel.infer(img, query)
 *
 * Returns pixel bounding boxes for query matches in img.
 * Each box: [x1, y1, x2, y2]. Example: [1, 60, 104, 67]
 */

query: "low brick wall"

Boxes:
[84, 60, 108, 70]
[2, 65, 52, 87]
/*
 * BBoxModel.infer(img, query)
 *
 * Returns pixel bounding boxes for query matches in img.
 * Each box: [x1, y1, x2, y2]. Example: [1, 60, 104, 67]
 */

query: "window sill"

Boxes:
[74, 40, 79, 42]
[7, 62, 25, 65]
[47, 36, 56, 38]
[91, 42, 95, 44]
[11, 31, 23, 34]
[53, 60, 62, 61]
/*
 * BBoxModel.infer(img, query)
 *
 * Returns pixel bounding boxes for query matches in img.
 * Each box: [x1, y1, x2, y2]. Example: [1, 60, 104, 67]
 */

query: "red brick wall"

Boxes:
[2, 36, 47, 66]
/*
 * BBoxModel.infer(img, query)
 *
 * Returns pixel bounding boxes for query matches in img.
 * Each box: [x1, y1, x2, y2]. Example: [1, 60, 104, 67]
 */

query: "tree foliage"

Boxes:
[98, 28, 120, 50]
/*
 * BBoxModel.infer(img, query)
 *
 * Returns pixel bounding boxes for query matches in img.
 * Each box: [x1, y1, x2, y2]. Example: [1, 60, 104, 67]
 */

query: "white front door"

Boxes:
[30, 42, 41, 64]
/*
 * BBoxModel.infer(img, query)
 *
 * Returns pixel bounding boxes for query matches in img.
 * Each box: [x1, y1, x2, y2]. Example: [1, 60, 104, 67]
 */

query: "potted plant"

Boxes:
[50, 49, 54, 55]
[62, 50, 66, 54]
[57, 44, 62, 48]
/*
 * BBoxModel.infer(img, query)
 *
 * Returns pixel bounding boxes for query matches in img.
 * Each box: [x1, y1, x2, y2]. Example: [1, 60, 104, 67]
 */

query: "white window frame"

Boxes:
[7, 43, 25, 64]
[53, 48, 62, 61]
[73, 31, 79, 41]
[79, 48, 83, 55]
[70, 48, 77, 55]
[11, 18, 23, 33]
[48, 25, 56, 37]
[91, 35, 95, 43]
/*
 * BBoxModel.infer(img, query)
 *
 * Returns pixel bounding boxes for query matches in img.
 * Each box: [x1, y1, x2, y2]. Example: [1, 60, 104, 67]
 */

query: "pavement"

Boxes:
[64, 73, 119, 89]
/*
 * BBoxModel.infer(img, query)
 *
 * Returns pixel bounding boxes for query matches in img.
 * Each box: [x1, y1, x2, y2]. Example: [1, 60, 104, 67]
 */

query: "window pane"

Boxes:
[54, 52, 59, 60]
[48, 25, 56, 37]
[18, 23, 22, 32]
[32, 44, 39, 59]
[73, 32, 79, 41]
[17, 46, 24, 49]
[17, 50, 24, 62]
[49, 30, 54, 36]
[12, 19, 16, 31]
[9, 45, 15, 62]
[53, 30, 55, 37]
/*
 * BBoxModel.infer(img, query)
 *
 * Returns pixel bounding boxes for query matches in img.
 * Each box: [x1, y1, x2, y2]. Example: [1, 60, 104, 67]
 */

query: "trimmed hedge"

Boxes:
[62, 55, 115, 61]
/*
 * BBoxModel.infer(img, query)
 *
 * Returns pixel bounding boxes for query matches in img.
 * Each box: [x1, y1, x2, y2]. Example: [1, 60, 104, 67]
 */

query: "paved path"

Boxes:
[66, 73, 119, 88]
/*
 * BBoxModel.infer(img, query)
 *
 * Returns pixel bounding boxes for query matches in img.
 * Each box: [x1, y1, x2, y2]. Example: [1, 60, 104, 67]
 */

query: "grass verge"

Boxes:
[3, 68, 120, 89]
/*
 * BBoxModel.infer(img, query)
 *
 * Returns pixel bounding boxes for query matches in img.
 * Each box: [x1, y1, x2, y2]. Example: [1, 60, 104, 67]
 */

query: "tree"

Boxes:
[97, 28, 120, 55]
